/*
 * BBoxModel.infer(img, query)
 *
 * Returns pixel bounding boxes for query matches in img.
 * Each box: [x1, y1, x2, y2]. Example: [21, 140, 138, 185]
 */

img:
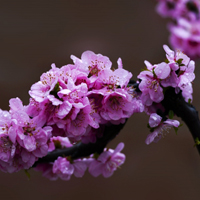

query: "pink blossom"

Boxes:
[169, 18, 200, 59]
[98, 67, 132, 89]
[48, 136, 72, 152]
[71, 50, 112, 75]
[156, 0, 187, 19]
[88, 142, 125, 178]
[138, 63, 171, 106]
[100, 89, 134, 122]
[145, 119, 180, 144]
[29, 67, 60, 103]
[81, 126, 104, 144]
[65, 105, 93, 142]
[148, 113, 162, 128]
[52, 157, 87, 180]
[156, 0, 200, 20]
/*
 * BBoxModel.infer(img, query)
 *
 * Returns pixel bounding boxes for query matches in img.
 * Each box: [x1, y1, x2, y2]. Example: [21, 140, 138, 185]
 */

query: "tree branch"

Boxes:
[161, 88, 200, 154]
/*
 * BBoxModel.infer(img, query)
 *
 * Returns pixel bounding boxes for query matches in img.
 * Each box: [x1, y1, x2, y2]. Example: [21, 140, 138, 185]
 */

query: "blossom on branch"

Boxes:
[0, 45, 196, 179]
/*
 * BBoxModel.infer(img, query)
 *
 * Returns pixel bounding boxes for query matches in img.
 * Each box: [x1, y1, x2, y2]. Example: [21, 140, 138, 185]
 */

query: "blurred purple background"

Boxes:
[0, 0, 200, 199]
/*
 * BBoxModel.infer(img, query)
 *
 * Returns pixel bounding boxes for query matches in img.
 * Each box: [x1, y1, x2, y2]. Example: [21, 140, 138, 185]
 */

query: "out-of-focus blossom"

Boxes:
[169, 18, 200, 59]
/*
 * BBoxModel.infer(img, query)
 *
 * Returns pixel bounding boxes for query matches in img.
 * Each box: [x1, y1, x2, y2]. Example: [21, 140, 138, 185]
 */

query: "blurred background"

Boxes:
[0, 0, 200, 199]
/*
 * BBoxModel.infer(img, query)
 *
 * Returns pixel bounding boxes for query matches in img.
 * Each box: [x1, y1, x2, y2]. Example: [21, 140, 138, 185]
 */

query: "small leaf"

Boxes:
[176, 58, 183, 65]
[173, 124, 183, 135]
[147, 123, 155, 132]
[165, 59, 169, 64]
[141, 66, 147, 71]
[152, 68, 156, 78]
[93, 152, 99, 159]
[50, 82, 60, 98]
[53, 140, 62, 149]
[188, 99, 192, 104]
[194, 137, 200, 147]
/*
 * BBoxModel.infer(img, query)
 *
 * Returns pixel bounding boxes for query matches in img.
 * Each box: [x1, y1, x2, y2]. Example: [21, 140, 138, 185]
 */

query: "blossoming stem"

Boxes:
[33, 79, 200, 168]
[33, 121, 126, 167]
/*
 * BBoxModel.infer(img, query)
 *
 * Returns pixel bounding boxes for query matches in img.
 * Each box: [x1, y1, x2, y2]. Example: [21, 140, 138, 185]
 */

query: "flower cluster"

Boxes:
[0, 50, 142, 179]
[138, 44, 195, 143]
[138, 45, 195, 105]
[28, 51, 142, 143]
[0, 98, 52, 173]
[156, 0, 200, 59]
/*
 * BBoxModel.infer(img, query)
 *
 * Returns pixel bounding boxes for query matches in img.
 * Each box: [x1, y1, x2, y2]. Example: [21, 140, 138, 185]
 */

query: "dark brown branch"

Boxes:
[161, 88, 200, 154]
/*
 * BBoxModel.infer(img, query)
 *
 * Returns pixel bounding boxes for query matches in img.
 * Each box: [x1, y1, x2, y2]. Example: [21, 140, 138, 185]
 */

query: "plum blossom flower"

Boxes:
[100, 90, 134, 123]
[145, 113, 180, 144]
[29, 65, 61, 104]
[148, 113, 162, 128]
[169, 18, 200, 59]
[138, 62, 171, 106]
[156, 0, 200, 20]
[156, 0, 187, 19]
[178, 60, 195, 101]
[52, 157, 88, 180]
[98, 63, 132, 89]
[88, 142, 125, 178]
[162, 45, 195, 102]
[48, 136, 72, 152]
[71, 50, 112, 76]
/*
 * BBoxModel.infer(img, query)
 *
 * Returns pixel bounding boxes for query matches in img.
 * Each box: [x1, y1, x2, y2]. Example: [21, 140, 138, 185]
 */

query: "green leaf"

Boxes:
[188, 98, 192, 104]
[50, 82, 60, 98]
[194, 137, 200, 147]
[141, 66, 147, 71]
[168, 110, 174, 119]
[176, 58, 183, 65]
[67, 156, 73, 164]
[152, 68, 156, 78]
[93, 152, 99, 159]
[165, 59, 169, 64]
[53, 140, 62, 149]
[173, 124, 183, 135]
[147, 123, 155, 132]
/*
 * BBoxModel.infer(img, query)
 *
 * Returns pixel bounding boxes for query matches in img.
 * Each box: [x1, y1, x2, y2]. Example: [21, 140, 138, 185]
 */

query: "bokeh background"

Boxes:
[1, 0, 200, 200]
